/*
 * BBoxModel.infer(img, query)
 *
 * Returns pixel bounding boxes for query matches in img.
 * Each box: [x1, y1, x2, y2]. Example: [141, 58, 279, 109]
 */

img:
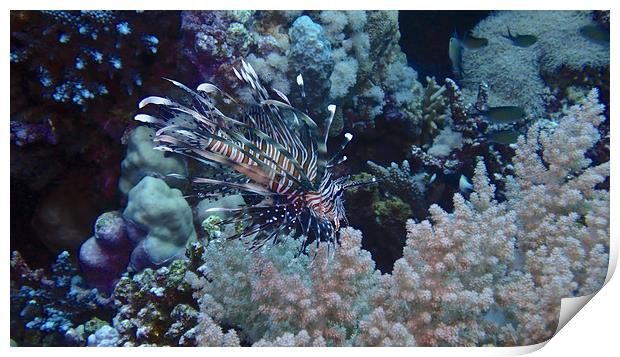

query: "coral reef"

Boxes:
[461, 10, 609, 116]
[180, 11, 256, 83]
[11, 11, 180, 118]
[9, 10, 611, 349]
[10, 11, 184, 263]
[180, 10, 426, 135]
[118, 126, 188, 195]
[101, 259, 199, 346]
[123, 176, 197, 271]
[79, 211, 132, 293]
[185, 227, 382, 346]
[10, 251, 113, 346]
[183, 89, 609, 347]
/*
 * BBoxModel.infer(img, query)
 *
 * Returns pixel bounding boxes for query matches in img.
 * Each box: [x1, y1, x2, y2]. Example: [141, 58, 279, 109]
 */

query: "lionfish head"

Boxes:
[135, 59, 376, 256]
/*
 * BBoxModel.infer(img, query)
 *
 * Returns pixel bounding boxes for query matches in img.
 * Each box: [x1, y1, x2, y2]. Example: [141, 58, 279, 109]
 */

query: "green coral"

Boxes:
[111, 259, 198, 346]
[201, 215, 223, 244]
[372, 197, 413, 228]
[417, 77, 449, 147]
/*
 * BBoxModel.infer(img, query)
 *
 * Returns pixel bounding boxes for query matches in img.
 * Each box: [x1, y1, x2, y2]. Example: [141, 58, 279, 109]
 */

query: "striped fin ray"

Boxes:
[141, 82, 317, 192]
[260, 99, 328, 185]
[160, 120, 313, 194]
[135, 60, 353, 252]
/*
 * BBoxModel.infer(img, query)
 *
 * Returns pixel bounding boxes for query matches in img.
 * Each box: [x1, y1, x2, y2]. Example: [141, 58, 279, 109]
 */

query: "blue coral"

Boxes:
[287, 16, 334, 117]
[10, 251, 113, 346]
[11, 11, 171, 114]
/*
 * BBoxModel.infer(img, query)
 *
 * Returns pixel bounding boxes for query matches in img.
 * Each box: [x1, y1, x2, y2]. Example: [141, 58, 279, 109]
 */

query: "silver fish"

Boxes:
[503, 27, 537, 47]
[448, 35, 463, 77]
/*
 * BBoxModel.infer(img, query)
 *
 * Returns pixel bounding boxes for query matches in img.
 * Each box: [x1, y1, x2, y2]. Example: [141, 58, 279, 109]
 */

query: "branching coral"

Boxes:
[182, 89, 608, 347]
[368, 89, 609, 346]
[367, 160, 427, 207]
[185, 228, 382, 346]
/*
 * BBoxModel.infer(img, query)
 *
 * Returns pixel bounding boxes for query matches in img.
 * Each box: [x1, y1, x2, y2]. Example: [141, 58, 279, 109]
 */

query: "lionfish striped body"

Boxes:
[135, 60, 370, 252]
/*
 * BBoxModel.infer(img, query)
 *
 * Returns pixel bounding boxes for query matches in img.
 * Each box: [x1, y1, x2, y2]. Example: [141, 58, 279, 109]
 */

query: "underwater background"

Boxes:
[10, 10, 610, 347]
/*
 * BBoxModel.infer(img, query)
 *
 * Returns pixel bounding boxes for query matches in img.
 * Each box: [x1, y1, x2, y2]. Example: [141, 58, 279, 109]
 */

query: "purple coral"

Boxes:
[180, 11, 254, 81]
[10, 119, 57, 147]
[79, 211, 131, 293]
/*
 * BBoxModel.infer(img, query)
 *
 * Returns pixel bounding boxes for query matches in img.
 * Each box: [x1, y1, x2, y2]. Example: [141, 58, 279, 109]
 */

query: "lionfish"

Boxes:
[135, 60, 374, 254]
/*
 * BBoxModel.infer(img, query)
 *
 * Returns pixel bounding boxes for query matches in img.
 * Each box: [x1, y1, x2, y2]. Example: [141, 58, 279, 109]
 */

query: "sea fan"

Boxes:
[135, 60, 373, 254]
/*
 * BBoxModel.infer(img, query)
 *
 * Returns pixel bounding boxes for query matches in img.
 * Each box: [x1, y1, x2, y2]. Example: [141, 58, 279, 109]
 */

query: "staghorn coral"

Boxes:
[416, 77, 449, 147]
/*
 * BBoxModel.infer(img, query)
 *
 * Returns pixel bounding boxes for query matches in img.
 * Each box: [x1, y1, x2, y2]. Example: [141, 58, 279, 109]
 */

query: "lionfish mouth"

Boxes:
[135, 59, 363, 256]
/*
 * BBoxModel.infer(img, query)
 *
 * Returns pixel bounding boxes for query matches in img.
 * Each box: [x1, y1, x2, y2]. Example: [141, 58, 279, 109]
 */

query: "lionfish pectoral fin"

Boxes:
[271, 87, 292, 106]
[196, 83, 238, 104]
[134, 114, 166, 125]
[323, 104, 336, 147]
[139, 96, 174, 109]
[193, 177, 273, 196]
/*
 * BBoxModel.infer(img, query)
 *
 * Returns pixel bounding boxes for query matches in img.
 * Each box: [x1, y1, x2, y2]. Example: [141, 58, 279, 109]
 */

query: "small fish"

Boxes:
[477, 106, 525, 124]
[462, 34, 488, 49]
[580, 24, 609, 45]
[448, 33, 463, 77]
[459, 174, 473, 193]
[423, 172, 437, 185]
[488, 129, 520, 145]
[503, 27, 537, 47]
